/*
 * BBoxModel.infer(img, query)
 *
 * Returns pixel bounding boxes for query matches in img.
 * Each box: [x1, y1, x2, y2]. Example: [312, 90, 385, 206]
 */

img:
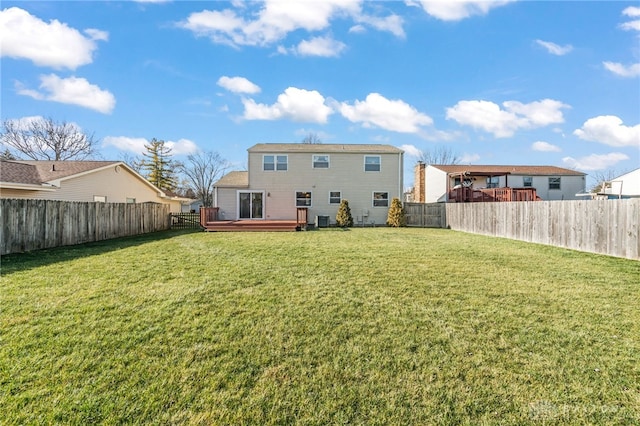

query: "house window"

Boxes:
[313, 155, 329, 169]
[523, 176, 533, 187]
[296, 191, 312, 207]
[264, 155, 288, 171]
[486, 176, 499, 188]
[364, 156, 381, 172]
[329, 191, 341, 204]
[549, 177, 561, 190]
[94, 195, 106, 202]
[373, 191, 389, 207]
[126, 198, 136, 204]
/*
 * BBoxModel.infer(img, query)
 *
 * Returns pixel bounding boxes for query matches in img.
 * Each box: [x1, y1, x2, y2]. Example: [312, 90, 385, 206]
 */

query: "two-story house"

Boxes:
[213, 143, 404, 227]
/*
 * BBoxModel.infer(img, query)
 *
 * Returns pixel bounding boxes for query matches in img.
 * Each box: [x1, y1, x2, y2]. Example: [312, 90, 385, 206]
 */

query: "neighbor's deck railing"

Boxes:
[448, 187, 541, 203]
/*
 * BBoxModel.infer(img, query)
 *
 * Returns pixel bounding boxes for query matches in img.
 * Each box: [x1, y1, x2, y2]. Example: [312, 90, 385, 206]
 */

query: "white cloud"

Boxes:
[295, 36, 347, 57]
[17, 74, 116, 114]
[354, 12, 405, 38]
[562, 153, 629, 171]
[531, 141, 561, 152]
[103, 136, 149, 155]
[623, 6, 640, 17]
[573, 115, 640, 148]
[446, 98, 569, 138]
[339, 93, 433, 133]
[460, 153, 480, 164]
[408, 0, 515, 21]
[178, 1, 402, 48]
[603, 61, 640, 78]
[242, 87, 333, 123]
[166, 138, 199, 155]
[217, 76, 261, 94]
[535, 39, 573, 56]
[103, 136, 198, 155]
[399, 144, 423, 157]
[0, 7, 106, 70]
[621, 6, 640, 31]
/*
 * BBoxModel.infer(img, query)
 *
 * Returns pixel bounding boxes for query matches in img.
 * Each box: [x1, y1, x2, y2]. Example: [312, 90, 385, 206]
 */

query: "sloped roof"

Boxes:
[429, 164, 585, 176]
[1, 160, 121, 184]
[214, 171, 248, 187]
[0, 161, 43, 185]
[249, 143, 403, 154]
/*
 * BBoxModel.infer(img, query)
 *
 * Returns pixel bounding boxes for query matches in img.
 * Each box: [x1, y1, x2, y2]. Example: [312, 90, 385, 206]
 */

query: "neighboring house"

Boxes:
[596, 168, 640, 199]
[414, 164, 586, 203]
[213, 143, 404, 226]
[0, 160, 189, 212]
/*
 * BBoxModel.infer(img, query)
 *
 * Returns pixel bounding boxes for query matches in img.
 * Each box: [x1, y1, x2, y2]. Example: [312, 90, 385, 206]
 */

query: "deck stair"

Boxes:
[203, 220, 301, 232]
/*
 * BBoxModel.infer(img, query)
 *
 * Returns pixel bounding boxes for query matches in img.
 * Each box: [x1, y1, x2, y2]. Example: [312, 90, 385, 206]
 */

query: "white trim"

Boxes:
[312, 154, 330, 169]
[295, 190, 312, 208]
[236, 190, 265, 220]
[328, 190, 342, 204]
[372, 191, 389, 207]
[364, 155, 381, 172]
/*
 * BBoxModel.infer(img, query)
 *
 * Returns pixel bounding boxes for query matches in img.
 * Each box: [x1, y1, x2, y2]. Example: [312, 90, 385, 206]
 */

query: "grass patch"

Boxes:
[1, 228, 639, 424]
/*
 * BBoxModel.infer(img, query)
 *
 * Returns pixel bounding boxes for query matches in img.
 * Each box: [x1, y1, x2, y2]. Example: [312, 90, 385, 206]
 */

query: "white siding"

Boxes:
[425, 166, 447, 203]
[248, 150, 403, 225]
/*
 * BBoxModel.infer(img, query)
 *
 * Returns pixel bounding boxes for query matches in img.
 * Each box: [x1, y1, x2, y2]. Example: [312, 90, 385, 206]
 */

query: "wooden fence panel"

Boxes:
[442, 199, 639, 260]
[1, 199, 170, 255]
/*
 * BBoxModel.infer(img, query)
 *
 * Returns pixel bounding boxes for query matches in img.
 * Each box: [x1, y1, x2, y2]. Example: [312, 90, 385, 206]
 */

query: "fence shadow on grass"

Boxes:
[0, 229, 200, 276]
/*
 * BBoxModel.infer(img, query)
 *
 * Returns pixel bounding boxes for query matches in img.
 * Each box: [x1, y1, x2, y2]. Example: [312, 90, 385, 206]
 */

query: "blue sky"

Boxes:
[1, 0, 639, 189]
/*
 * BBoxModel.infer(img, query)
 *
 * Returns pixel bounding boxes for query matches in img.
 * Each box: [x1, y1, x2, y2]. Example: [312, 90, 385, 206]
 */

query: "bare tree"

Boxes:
[418, 145, 460, 165]
[301, 132, 322, 144]
[0, 117, 98, 160]
[180, 151, 229, 207]
[589, 169, 622, 193]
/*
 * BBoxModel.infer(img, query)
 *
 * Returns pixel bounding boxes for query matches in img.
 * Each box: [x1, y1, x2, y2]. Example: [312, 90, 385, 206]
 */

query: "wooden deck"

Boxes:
[199, 207, 308, 232]
[202, 219, 302, 232]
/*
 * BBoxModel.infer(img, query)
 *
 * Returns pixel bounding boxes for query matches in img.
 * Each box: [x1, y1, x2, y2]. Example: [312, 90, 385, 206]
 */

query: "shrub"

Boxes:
[386, 197, 406, 227]
[335, 199, 354, 227]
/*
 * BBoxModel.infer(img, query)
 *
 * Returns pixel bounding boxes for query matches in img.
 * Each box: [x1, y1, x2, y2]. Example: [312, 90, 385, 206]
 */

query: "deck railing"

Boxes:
[448, 187, 540, 203]
[296, 208, 308, 230]
[199, 207, 219, 227]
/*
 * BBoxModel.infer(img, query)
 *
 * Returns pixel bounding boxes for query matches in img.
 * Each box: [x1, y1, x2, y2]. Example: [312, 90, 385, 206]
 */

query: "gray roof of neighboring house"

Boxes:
[1, 160, 120, 184]
[429, 164, 585, 176]
[214, 171, 248, 187]
[248, 143, 403, 154]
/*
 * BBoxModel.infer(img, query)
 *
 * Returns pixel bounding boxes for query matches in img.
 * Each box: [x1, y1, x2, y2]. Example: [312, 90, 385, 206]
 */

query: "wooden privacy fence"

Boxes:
[405, 202, 446, 228]
[405, 199, 639, 260]
[1, 199, 170, 255]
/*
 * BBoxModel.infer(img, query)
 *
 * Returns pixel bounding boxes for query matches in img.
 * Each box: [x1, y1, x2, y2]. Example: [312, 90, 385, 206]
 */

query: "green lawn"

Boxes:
[1, 228, 638, 425]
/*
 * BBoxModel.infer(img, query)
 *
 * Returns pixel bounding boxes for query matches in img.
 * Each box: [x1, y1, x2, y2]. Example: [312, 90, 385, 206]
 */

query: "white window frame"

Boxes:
[364, 155, 381, 172]
[295, 191, 312, 207]
[263, 155, 288, 171]
[94, 195, 107, 203]
[549, 177, 561, 190]
[373, 191, 389, 207]
[329, 191, 341, 205]
[126, 197, 136, 204]
[523, 176, 533, 187]
[312, 154, 330, 169]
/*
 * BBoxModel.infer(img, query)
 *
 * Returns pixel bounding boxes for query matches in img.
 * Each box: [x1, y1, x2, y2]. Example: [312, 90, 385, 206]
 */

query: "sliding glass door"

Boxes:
[238, 191, 264, 219]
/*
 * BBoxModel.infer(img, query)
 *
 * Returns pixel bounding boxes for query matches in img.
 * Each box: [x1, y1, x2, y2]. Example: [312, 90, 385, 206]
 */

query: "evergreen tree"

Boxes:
[336, 199, 353, 227]
[386, 197, 406, 227]
[138, 138, 178, 191]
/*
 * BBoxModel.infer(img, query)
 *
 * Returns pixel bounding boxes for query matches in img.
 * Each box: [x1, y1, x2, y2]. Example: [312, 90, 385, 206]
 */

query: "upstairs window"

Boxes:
[549, 177, 561, 190]
[523, 176, 533, 187]
[365, 156, 381, 172]
[126, 198, 136, 204]
[93, 195, 106, 203]
[264, 155, 288, 171]
[313, 155, 329, 169]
